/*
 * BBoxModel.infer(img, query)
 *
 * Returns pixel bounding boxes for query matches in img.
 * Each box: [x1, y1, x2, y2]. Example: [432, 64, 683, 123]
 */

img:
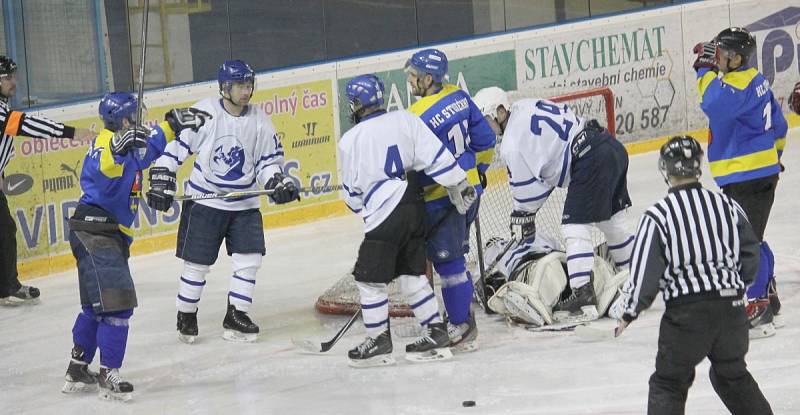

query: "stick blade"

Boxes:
[291, 337, 325, 354]
[574, 324, 616, 342]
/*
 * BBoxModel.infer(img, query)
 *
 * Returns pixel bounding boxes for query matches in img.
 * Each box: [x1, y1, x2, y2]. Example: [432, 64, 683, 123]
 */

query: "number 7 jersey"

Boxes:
[338, 110, 467, 232]
[500, 98, 586, 213]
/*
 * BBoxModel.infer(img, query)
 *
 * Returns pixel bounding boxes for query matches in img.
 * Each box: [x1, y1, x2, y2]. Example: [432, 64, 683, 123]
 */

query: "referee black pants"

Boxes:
[648, 299, 772, 415]
[0, 192, 22, 297]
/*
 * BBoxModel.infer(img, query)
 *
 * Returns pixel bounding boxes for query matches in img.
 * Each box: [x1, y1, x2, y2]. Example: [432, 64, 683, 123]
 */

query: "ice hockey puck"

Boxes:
[462, 400, 476, 407]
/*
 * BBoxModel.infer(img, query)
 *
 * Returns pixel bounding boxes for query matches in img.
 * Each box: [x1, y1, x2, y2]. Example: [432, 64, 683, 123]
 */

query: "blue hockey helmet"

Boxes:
[346, 74, 385, 123]
[218, 59, 255, 94]
[405, 49, 448, 83]
[98, 92, 138, 131]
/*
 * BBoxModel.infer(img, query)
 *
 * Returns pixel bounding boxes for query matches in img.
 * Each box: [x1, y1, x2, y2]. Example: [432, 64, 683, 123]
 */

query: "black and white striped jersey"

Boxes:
[621, 182, 760, 322]
[0, 100, 75, 180]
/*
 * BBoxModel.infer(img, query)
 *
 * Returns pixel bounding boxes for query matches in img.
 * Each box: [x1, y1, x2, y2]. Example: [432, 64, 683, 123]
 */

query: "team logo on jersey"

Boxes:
[211, 135, 246, 181]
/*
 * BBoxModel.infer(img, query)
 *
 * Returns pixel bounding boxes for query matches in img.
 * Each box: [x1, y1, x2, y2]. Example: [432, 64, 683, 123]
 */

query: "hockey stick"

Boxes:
[175, 184, 343, 201]
[574, 324, 617, 342]
[473, 215, 493, 314]
[473, 235, 518, 313]
[292, 309, 362, 353]
[134, 0, 149, 128]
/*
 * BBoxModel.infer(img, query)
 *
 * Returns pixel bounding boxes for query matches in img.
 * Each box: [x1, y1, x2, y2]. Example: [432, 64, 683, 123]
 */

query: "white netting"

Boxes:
[316, 88, 615, 316]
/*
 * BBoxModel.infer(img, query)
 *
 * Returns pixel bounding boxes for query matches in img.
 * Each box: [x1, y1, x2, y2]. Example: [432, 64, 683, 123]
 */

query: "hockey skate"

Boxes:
[222, 303, 259, 343]
[552, 282, 599, 324]
[62, 346, 99, 394]
[768, 279, 784, 328]
[97, 367, 133, 402]
[747, 299, 776, 339]
[502, 290, 545, 327]
[177, 310, 198, 344]
[348, 330, 395, 368]
[405, 322, 453, 363]
[0, 285, 40, 306]
[448, 311, 478, 353]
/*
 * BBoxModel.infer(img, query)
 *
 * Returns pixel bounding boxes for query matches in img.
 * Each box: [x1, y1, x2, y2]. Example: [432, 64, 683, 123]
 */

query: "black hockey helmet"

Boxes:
[715, 27, 756, 61]
[0, 55, 17, 78]
[659, 135, 704, 179]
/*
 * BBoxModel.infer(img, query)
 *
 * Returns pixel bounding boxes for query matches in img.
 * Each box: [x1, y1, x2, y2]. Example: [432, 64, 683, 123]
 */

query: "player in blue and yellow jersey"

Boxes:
[61, 92, 210, 401]
[405, 48, 496, 352]
[694, 27, 787, 338]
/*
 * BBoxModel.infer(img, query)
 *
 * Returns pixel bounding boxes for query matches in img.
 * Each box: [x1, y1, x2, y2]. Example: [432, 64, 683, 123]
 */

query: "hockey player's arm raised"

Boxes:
[0, 100, 79, 139]
[620, 213, 666, 324]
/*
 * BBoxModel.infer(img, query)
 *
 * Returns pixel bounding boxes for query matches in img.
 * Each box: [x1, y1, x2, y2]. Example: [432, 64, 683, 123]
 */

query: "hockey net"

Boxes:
[315, 87, 616, 317]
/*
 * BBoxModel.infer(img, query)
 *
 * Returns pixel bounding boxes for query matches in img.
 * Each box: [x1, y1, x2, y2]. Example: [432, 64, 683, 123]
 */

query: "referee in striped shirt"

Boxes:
[616, 136, 772, 415]
[0, 55, 89, 305]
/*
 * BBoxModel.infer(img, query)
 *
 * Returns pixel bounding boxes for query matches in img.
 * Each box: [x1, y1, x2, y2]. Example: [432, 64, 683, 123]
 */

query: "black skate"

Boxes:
[177, 310, 198, 344]
[0, 285, 40, 306]
[768, 279, 783, 328]
[222, 303, 259, 343]
[405, 322, 453, 362]
[62, 346, 98, 394]
[98, 367, 133, 402]
[348, 330, 395, 368]
[448, 311, 478, 353]
[552, 282, 599, 324]
[747, 298, 776, 339]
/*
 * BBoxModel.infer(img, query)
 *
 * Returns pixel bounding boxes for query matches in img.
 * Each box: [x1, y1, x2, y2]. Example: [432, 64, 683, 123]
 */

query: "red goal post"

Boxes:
[315, 87, 616, 317]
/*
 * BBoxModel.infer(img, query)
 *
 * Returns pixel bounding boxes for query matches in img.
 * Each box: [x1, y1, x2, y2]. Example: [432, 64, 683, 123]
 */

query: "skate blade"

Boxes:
[772, 315, 785, 329]
[348, 354, 396, 368]
[405, 347, 454, 363]
[503, 292, 544, 326]
[222, 330, 257, 343]
[452, 339, 478, 353]
[749, 323, 776, 340]
[178, 333, 197, 344]
[62, 381, 98, 394]
[98, 389, 132, 402]
[553, 305, 599, 324]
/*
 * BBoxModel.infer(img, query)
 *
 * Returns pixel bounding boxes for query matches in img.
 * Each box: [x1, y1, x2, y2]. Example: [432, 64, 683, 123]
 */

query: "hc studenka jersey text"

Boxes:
[338, 110, 467, 232]
[155, 98, 285, 211]
[697, 66, 787, 186]
[500, 98, 586, 213]
[78, 122, 175, 242]
[408, 84, 495, 209]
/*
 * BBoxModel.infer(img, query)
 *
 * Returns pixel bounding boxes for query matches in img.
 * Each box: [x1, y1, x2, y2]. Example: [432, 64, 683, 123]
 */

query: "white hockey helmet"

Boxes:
[472, 86, 510, 120]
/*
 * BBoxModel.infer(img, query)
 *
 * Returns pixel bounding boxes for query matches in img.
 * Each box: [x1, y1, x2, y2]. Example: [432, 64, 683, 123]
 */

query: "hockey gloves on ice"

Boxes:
[265, 172, 300, 204]
[693, 41, 719, 72]
[790, 81, 800, 115]
[445, 179, 477, 215]
[509, 210, 536, 240]
[110, 126, 150, 156]
[146, 167, 176, 212]
[165, 107, 212, 135]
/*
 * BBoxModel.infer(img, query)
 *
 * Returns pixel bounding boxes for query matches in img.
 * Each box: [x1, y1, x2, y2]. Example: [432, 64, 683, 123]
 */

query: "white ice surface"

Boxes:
[2, 133, 799, 415]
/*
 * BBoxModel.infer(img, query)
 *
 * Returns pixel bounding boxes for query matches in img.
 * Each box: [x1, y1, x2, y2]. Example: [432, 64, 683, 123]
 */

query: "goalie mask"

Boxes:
[658, 135, 703, 185]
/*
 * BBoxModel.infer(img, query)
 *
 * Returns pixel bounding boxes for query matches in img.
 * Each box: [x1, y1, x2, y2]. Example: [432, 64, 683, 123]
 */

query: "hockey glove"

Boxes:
[509, 210, 536, 240]
[692, 41, 719, 72]
[265, 172, 300, 204]
[110, 126, 150, 156]
[146, 167, 177, 212]
[445, 179, 477, 215]
[165, 108, 212, 135]
[790, 81, 800, 115]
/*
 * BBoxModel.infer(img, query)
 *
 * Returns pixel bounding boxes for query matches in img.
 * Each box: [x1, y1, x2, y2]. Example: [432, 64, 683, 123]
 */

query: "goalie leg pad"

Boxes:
[176, 261, 210, 313]
[228, 253, 261, 313]
[563, 224, 595, 289]
[595, 211, 634, 270]
[356, 281, 390, 338]
[397, 274, 442, 326]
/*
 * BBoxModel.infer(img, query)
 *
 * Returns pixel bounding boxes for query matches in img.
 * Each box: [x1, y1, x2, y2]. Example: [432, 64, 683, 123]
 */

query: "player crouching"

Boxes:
[482, 234, 629, 328]
[338, 74, 477, 367]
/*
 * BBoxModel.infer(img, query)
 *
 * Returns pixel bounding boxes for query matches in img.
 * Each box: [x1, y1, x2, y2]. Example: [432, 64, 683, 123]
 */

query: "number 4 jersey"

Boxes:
[338, 110, 467, 232]
[500, 98, 586, 213]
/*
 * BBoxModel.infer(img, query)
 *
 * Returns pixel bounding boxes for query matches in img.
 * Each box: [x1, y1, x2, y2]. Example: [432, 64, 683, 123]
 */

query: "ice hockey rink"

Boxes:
[2, 132, 798, 415]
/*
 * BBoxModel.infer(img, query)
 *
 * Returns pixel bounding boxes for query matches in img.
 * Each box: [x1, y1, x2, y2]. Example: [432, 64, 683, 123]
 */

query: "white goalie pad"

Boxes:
[488, 250, 629, 326]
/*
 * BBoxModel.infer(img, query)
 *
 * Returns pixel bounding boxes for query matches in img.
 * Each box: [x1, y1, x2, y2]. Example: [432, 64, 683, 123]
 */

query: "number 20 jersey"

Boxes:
[500, 98, 585, 213]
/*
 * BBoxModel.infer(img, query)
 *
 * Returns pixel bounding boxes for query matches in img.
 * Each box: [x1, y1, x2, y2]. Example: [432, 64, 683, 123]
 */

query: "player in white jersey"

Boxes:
[472, 87, 634, 323]
[150, 60, 299, 343]
[339, 74, 476, 367]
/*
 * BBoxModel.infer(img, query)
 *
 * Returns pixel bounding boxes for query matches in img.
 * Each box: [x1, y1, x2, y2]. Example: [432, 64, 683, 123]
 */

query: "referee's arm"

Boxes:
[735, 207, 761, 286]
[622, 214, 667, 323]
